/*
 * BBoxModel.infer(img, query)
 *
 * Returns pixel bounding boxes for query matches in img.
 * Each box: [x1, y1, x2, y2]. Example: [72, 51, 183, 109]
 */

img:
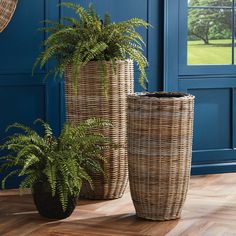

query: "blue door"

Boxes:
[0, 1, 160, 188]
[164, 0, 236, 174]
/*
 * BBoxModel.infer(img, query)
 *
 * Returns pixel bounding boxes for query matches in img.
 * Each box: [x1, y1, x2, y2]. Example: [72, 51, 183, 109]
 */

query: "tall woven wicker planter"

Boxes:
[127, 92, 195, 221]
[64, 60, 134, 200]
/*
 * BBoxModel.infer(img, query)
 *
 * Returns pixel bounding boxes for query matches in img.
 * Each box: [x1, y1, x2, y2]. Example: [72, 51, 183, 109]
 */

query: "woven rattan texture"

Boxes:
[64, 60, 134, 199]
[127, 92, 195, 220]
[0, 0, 17, 33]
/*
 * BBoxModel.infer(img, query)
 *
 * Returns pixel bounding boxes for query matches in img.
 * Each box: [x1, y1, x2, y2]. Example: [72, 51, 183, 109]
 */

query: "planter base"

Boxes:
[136, 213, 181, 221]
[33, 182, 77, 219]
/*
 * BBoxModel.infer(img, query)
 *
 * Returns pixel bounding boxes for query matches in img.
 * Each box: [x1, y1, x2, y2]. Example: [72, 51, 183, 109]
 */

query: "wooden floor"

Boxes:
[1, 174, 236, 236]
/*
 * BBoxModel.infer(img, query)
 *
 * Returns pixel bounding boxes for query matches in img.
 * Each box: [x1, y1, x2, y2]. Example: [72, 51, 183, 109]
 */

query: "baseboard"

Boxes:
[191, 162, 236, 175]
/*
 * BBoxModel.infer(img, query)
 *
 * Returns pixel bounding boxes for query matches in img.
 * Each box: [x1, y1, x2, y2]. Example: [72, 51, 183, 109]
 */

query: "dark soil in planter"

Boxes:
[141, 92, 188, 98]
[33, 182, 77, 219]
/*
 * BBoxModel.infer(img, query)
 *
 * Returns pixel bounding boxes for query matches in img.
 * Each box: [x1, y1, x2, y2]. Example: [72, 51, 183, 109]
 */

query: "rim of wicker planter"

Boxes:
[65, 59, 133, 68]
[86, 59, 133, 63]
[0, 0, 18, 33]
[128, 92, 195, 101]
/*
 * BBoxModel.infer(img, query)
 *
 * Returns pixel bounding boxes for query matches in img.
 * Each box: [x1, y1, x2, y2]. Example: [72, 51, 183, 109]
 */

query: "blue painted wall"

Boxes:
[0, 0, 163, 188]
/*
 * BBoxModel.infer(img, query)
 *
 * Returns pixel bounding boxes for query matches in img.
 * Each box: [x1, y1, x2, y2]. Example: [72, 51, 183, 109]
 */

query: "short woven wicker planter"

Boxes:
[0, 0, 18, 33]
[127, 92, 195, 221]
[64, 60, 134, 200]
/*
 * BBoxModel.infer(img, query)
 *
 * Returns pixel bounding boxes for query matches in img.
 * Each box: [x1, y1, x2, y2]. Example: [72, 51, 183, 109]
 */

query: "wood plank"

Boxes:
[1, 174, 236, 235]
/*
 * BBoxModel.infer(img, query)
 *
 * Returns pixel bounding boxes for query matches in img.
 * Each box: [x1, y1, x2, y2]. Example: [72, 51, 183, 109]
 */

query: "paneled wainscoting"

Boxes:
[1, 173, 236, 236]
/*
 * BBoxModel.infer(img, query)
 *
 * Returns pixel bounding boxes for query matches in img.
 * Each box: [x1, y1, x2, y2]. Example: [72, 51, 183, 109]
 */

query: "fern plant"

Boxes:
[33, 2, 149, 88]
[0, 118, 112, 211]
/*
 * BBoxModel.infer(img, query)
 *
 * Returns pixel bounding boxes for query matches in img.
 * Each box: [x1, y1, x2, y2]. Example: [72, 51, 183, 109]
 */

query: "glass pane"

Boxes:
[188, 8, 232, 65]
[188, 0, 232, 8]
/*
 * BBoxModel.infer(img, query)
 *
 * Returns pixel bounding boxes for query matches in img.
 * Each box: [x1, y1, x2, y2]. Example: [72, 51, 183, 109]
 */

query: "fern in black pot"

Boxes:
[0, 118, 111, 219]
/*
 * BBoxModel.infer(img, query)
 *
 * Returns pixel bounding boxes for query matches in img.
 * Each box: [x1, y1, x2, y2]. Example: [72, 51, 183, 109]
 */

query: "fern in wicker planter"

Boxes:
[127, 92, 195, 221]
[33, 2, 149, 199]
[0, 119, 111, 219]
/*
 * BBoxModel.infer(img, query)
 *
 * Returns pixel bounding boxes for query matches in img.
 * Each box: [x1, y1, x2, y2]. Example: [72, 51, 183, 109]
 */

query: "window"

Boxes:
[178, 0, 236, 75]
[188, 0, 234, 65]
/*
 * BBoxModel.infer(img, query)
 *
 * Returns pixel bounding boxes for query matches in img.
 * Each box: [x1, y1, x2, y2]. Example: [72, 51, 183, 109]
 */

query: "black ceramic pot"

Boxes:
[33, 182, 77, 219]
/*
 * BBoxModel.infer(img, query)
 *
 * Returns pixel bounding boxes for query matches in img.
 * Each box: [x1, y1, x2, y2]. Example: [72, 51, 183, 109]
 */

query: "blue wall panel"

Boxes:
[179, 78, 236, 166]
[0, 85, 45, 133]
[190, 88, 231, 151]
[0, 0, 44, 74]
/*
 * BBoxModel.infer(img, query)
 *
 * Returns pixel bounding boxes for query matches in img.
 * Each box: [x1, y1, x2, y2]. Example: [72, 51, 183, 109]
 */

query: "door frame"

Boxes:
[163, 0, 236, 175]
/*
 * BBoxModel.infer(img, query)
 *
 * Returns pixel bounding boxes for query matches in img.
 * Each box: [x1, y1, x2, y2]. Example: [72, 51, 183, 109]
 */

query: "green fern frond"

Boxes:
[58, 183, 68, 212]
[34, 119, 53, 138]
[6, 123, 37, 136]
[1, 170, 20, 189]
[104, 13, 111, 27]
[44, 162, 57, 196]
[33, 3, 150, 90]
[60, 2, 93, 26]
[61, 17, 81, 27]
[19, 174, 39, 194]
[19, 154, 40, 176]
